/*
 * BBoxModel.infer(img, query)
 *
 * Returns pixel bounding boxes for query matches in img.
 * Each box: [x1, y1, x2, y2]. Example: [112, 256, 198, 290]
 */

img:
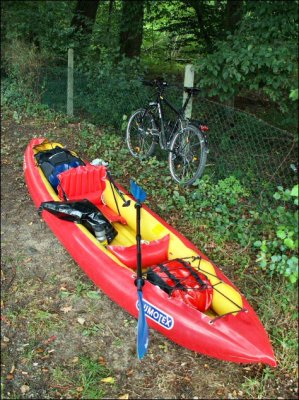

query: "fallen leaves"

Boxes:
[77, 317, 85, 325]
[60, 306, 72, 313]
[43, 335, 57, 345]
[7, 365, 18, 380]
[126, 369, 134, 376]
[35, 347, 44, 353]
[20, 385, 30, 394]
[118, 394, 129, 399]
[98, 356, 106, 365]
[101, 377, 115, 384]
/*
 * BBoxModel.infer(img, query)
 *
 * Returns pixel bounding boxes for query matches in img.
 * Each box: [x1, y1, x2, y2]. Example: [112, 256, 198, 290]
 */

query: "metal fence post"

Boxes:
[67, 48, 74, 116]
[183, 64, 194, 118]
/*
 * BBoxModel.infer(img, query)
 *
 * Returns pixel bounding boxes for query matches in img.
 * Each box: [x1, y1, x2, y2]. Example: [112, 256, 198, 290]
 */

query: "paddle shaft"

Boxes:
[129, 180, 148, 359]
[135, 201, 143, 288]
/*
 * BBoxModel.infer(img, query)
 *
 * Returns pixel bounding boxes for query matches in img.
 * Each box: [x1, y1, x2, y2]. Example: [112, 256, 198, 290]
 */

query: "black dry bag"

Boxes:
[39, 199, 117, 244]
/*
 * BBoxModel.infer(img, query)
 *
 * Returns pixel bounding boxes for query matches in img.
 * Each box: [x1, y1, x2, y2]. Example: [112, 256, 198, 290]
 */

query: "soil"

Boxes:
[1, 114, 297, 399]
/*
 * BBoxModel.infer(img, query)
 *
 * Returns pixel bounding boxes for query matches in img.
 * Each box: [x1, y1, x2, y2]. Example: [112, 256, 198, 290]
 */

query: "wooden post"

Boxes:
[67, 48, 74, 116]
[183, 64, 194, 119]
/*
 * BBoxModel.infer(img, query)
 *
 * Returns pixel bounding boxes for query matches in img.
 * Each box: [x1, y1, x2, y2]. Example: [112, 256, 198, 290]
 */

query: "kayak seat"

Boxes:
[57, 165, 127, 224]
[108, 234, 170, 270]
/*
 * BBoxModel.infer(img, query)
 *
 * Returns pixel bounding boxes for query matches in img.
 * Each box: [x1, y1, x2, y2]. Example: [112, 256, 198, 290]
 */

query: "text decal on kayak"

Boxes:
[136, 300, 174, 330]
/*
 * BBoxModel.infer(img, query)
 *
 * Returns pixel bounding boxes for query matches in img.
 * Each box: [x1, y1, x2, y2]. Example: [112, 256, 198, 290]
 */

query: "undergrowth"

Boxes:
[1, 81, 298, 398]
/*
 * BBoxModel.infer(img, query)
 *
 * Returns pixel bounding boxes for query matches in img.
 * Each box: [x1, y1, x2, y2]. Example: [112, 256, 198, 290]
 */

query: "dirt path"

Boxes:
[0, 115, 294, 399]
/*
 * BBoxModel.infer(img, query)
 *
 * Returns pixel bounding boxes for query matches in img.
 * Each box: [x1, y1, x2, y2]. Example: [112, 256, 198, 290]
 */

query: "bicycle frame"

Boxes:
[147, 88, 193, 150]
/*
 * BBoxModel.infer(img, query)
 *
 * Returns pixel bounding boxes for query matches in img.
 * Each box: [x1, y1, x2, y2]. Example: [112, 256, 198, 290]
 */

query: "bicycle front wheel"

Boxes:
[126, 109, 157, 160]
[169, 124, 207, 185]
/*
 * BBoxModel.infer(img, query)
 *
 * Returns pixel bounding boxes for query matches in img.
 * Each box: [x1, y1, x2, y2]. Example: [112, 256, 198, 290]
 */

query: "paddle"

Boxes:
[130, 179, 149, 360]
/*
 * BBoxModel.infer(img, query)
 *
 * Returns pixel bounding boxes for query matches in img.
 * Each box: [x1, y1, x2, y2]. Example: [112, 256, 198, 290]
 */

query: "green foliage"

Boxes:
[254, 185, 298, 283]
[1, 1, 75, 56]
[189, 176, 254, 246]
[196, 1, 298, 120]
[1, 75, 62, 124]
[151, 172, 298, 285]
[1, 79, 30, 110]
[192, 175, 250, 208]
[2, 39, 48, 103]
[289, 88, 299, 101]
[143, 1, 201, 61]
[74, 57, 146, 129]
[51, 356, 111, 399]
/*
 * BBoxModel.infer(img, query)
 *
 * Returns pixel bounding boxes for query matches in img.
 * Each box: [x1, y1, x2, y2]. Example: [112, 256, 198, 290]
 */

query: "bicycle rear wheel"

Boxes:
[126, 109, 157, 159]
[169, 124, 207, 185]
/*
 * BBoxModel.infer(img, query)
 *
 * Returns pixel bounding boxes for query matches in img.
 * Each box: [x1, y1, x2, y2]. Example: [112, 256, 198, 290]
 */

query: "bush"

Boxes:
[2, 39, 48, 103]
[74, 56, 147, 129]
[164, 175, 298, 285]
[254, 185, 298, 283]
[190, 175, 254, 246]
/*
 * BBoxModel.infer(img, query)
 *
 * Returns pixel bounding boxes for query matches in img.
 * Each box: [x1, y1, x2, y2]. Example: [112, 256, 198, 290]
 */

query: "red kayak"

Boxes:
[23, 138, 276, 366]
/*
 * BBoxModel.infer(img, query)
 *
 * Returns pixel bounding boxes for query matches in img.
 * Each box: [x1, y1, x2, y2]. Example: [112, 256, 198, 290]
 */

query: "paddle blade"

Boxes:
[137, 290, 149, 360]
[130, 180, 147, 203]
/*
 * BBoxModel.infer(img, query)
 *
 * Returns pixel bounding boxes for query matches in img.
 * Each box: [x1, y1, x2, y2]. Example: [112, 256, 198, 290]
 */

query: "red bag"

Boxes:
[147, 259, 213, 312]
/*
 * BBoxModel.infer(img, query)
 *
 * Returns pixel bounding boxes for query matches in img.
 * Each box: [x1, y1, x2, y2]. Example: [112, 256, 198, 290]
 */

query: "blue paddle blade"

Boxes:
[137, 290, 149, 360]
[130, 180, 147, 203]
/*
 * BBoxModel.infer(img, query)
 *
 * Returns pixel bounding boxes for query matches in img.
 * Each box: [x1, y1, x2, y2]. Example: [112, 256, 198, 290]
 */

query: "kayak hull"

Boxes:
[23, 138, 277, 367]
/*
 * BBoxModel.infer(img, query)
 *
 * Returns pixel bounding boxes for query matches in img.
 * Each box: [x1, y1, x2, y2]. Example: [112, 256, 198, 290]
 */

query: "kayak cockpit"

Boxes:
[34, 139, 244, 320]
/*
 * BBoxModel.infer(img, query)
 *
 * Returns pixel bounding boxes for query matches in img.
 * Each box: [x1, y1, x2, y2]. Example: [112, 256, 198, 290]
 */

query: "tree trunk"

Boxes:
[185, 0, 213, 52]
[107, 0, 115, 33]
[224, 0, 243, 34]
[71, 0, 100, 37]
[119, 0, 145, 59]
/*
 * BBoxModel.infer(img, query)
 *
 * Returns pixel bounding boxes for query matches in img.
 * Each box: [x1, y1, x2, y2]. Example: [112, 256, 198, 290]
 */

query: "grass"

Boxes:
[50, 356, 112, 399]
[27, 309, 63, 337]
[82, 323, 104, 337]
[241, 367, 275, 399]
[240, 278, 298, 398]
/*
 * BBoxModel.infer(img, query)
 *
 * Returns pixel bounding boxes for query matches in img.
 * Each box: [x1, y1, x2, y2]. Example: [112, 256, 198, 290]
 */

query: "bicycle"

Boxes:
[126, 78, 209, 186]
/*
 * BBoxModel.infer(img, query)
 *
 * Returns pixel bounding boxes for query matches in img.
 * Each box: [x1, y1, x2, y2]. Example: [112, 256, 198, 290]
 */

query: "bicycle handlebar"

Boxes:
[141, 78, 168, 89]
[141, 78, 200, 95]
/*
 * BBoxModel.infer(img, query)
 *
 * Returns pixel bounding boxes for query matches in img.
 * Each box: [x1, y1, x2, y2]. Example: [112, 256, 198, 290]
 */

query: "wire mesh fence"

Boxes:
[192, 97, 298, 193]
[40, 66, 298, 196]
